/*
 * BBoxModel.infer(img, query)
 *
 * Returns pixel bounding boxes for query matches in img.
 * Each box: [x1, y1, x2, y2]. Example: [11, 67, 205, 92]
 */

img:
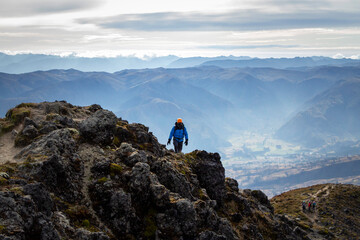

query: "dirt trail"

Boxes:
[298, 185, 334, 240]
[0, 126, 22, 165]
[312, 185, 331, 199]
[305, 185, 333, 225]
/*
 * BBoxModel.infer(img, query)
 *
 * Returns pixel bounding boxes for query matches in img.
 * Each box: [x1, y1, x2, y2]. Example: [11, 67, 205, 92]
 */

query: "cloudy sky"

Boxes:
[1, 0, 360, 58]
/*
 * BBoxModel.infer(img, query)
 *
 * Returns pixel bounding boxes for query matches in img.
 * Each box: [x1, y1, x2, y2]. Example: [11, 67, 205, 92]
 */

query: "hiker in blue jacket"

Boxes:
[167, 118, 188, 153]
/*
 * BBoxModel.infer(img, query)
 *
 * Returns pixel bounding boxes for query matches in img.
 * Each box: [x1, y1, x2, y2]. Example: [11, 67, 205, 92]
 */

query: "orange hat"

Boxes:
[177, 118, 182, 123]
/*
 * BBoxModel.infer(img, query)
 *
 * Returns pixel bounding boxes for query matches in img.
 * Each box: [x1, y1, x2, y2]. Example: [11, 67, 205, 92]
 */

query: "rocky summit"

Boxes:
[0, 101, 336, 239]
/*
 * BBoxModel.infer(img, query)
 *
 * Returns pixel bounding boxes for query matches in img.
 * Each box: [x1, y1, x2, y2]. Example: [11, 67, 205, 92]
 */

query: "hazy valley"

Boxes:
[1, 54, 360, 196]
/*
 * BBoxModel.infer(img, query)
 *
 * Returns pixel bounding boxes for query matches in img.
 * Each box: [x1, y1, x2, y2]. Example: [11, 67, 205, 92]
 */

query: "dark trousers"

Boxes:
[173, 139, 183, 153]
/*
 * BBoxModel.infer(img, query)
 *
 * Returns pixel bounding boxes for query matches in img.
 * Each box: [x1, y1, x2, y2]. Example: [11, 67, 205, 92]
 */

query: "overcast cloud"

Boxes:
[81, 10, 360, 31]
[0, 0, 102, 17]
[0, 0, 359, 58]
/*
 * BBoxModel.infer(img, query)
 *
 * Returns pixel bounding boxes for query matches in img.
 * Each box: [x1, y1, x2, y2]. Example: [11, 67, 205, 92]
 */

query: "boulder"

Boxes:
[189, 151, 226, 205]
[79, 110, 117, 145]
[23, 183, 53, 217]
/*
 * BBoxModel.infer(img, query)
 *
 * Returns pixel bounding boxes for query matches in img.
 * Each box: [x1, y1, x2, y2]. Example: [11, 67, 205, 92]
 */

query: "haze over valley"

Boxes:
[1, 54, 360, 196]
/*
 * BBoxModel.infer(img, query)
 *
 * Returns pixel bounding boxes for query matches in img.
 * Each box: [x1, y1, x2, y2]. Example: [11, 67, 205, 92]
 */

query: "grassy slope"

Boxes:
[271, 184, 360, 239]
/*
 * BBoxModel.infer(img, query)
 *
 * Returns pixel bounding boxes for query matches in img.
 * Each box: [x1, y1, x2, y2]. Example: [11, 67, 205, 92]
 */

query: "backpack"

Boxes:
[175, 122, 184, 130]
[174, 122, 185, 140]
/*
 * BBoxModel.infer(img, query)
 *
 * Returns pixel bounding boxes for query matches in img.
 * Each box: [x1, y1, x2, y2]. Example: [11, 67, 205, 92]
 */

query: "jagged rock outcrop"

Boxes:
[0, 101, 312, 239]
[79, 109, 117, 145]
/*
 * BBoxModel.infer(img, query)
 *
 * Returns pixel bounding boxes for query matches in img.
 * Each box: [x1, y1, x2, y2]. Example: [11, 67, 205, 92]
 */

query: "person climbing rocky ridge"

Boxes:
[0, 101, 314, 239]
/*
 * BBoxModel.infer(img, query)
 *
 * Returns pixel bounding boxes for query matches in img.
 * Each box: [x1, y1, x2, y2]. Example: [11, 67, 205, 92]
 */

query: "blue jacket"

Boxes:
[169, 125, 188, 142]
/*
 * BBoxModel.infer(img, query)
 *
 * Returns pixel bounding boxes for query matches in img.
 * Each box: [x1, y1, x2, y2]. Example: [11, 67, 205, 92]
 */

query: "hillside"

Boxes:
[276, 78, 360, 147]
[271, 184, 360, 239]
[0, 101, 316, 239]
[200, 57, 360, 69]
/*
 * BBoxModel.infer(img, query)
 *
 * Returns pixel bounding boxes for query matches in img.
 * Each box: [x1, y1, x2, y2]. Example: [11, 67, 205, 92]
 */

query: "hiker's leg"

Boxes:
[173, 140, 179, 153]
[178, 141, 183, 153]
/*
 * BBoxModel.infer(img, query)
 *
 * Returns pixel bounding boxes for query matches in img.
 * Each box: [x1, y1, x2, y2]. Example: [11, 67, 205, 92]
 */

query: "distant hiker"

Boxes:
[308, 201, 311, 212]
[312, 201, 316, 211]
[302, 201, 306, 211]
[301, 201, 306, 212]
[167, 118, 189, 153]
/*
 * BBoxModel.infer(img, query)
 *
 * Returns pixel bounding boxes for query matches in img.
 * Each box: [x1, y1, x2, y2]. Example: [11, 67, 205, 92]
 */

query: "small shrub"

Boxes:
[110, 163, 123, 176]
[97, 177, 109, 183]
[0, 121, 15, 136]
[15, 103, 37, 108]
[68, 128, 80, 139]
[144, 208, 157, 238]
[46, 113, 59, 121]
[15, 134, 31, 147]
[113, 136, 120, 147]
[0, 225, 6, 233]
[82, 219, 90, 228]
[10, 186, 24, 195]
[318, 228, 329, 235]
[65, 205, 91, 220]
[6, 107, 31, 124]
[0, 177, 8, 186]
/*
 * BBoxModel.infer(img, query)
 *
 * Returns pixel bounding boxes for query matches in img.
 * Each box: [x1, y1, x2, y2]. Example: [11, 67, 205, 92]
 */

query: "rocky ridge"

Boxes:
[0, 101, 312, 239]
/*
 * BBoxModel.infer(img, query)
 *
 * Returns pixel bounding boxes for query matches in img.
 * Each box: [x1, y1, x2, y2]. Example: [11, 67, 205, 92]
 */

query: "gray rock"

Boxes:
[108, 189, 139, 235]
[11, 129, 18, 137]
[33, 155, 82, 203]
[23, 183, 53, 217]
[126, 151, 148, 166]
[251, 190, 274, 213]
[156, 211, 182, 238]
[45, 101, 72, 116]
[88, 104, 102, 112]
[190, 151, 226, 205]
[24, 117, 38, 128]
[0, 192, 60, 240]
[0, 172, 10, 179]
[54, 115, 76, 128]
[39, 222, 61, 240]
[217, 218, 239, 240]
[116, 142, 135, 157]
[17, 128, 76, 159]
[79, 109, 117, 145]
[150, 184, 170, 208]
[22, 125, 39, 139]
[225, 178, 239, 192]
[116, 143, 148, 167]
[151, 160, 193, 199]
[74, 229, 110, 240]
[128, 123, 150, 143]
[39, 121, 58, 134]
[129, 162, 152, 200]
[175, 199, 197, 237]
[198, 230, 227, 240]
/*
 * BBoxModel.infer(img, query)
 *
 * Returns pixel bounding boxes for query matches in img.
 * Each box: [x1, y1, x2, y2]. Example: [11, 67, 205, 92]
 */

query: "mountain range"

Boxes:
[276, 77, 360, 148]
[1, 52, 360, 74]
[1, 64, 360, 153]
